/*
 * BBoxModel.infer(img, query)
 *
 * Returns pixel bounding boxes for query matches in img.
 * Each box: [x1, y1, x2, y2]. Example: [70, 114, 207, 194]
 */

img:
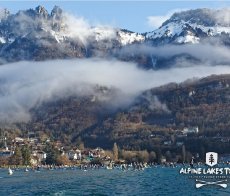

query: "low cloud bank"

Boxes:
[120, 43, 230, 66]
[0, 58, 230, 123]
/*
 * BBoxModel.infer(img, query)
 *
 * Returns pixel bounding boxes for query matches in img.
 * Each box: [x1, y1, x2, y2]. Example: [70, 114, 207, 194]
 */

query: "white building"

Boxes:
[13, 137, 24, 143]
[182, 127, 199, 134]
[32, 151, 47, 162]
[68, 149, 81, 160]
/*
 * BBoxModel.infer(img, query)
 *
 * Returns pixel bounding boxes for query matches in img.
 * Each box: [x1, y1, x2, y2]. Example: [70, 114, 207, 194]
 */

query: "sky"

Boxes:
[1, 1, 230, 32]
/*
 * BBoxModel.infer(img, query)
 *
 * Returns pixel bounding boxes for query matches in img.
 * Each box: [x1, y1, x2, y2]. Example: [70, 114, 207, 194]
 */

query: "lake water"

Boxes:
[0, 167, 230, 196]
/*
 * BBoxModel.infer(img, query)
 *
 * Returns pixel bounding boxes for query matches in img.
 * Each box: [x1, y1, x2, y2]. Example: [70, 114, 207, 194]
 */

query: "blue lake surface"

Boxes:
[0, 167, 230, 196]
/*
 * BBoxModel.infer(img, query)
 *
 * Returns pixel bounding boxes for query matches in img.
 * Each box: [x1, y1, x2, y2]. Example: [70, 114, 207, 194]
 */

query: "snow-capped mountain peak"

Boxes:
[118, 30, 145, 45]
[0, 6, 146, 63]
[146, 8, 230, 44]
[0, 6, 145, 46]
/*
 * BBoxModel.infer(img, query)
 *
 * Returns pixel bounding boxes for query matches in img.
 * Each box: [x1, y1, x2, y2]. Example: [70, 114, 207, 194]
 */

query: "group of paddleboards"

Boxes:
[8, 166, 30, 175]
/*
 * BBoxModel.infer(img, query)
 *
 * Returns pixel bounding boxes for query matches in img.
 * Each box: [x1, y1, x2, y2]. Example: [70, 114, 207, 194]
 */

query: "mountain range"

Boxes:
[1, 6, 230, 68]
[1, 6, 230, 151]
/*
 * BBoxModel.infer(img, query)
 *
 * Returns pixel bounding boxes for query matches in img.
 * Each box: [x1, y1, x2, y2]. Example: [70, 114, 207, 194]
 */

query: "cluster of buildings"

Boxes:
[0, 135, 110, 166]
[162, 127, 199, 146]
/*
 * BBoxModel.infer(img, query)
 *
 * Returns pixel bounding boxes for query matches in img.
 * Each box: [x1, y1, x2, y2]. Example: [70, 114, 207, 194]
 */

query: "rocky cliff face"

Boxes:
[0, 6, 145, 64]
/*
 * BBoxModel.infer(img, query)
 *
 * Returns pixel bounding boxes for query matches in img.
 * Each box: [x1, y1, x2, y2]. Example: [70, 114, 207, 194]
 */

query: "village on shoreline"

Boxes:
[1, 129, 230, 169]
[0, 135, 160, 168]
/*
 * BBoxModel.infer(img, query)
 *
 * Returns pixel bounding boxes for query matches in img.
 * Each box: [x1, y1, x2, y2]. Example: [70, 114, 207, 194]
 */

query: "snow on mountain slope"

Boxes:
[0, 37, 6, 44]
[118, 30, 145, 45]
[147, 21, 230, 43]
[1, 6, 230, 66]
[0, 6, 145, 47]
[2, 7, 230, 48]
[146, 8, 230, 44]
[176, 34, 200, 44]
[0, 5, 147, 63]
